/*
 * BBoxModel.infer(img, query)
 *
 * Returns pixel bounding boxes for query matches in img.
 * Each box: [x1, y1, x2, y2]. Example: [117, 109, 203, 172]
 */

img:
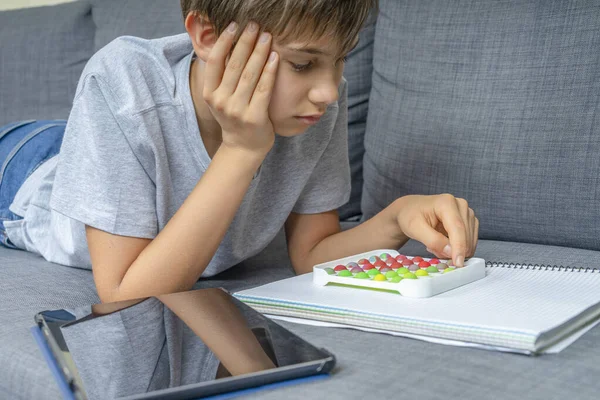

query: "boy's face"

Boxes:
[267, 35, 350, 136]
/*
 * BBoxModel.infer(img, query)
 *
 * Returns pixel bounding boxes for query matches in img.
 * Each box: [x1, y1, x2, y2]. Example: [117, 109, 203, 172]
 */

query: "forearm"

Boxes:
[297, 200, 408, 274]
[116, 145, 265, 299]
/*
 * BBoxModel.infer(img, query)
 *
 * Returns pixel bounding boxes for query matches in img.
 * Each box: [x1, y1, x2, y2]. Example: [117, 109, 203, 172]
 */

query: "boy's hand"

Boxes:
[391, 194, 479, 267]
[203, 21, 279, 156]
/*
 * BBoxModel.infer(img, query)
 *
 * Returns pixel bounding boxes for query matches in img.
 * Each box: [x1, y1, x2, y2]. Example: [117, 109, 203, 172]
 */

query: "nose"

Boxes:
[308, 77, 339, 108]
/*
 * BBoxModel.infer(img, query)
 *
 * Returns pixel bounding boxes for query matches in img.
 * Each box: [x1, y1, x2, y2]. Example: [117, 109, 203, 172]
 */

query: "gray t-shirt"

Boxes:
[4, 34, 350, 276]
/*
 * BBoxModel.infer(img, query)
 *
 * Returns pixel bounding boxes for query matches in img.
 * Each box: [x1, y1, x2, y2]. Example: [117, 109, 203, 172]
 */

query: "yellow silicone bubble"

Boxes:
[373, 274, 387, 281]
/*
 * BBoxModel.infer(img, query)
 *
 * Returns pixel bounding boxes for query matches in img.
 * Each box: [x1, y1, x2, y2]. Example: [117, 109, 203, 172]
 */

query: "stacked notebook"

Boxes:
[234, 263, 600, 355]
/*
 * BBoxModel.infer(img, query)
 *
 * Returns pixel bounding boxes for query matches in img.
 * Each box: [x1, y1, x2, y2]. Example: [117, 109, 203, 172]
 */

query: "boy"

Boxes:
[0, 0, 478, 304]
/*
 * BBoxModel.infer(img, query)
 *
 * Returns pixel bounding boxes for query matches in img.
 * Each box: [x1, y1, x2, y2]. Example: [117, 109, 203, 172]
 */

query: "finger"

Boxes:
[436, 196, 468, 267]
[428, 223, 450, 259]
[455, 198, 471, 256]
[426, 247, 448, 260]
[411, 219, 451, 260]
[234, 31, 273, 103]
[203, 21, 239, 94]
[248, 50, 279, 111]
[467, 208, 476, 257]
[220, 22, 261, 95]
[473, 216, 480, 255]
[435, 222, 448, 236]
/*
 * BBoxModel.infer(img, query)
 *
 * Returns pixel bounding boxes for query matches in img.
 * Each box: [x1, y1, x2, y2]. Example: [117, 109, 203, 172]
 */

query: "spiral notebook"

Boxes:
[234, 262, 600, 355]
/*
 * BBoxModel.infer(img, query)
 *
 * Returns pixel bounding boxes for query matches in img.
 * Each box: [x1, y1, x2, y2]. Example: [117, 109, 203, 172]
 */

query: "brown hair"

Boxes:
[180, 0, 378, 58]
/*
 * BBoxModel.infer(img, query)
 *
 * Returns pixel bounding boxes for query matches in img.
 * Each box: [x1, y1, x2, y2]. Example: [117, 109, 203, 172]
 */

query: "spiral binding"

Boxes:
[485, 261, 598, 273]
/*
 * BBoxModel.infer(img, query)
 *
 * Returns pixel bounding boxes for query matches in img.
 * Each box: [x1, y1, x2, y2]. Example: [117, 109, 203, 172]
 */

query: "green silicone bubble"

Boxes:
[324, 268, 335, 275]
[426, 266, 439, 273]
[385, 271, 399, 279]
[354, 272, 370, 279]
[443, 268, 456, 273]
[396, 267, 409, 275]
[367, 268, 380, 276]
[415, 270, 428, 277]
[403, 272, 417, 279]
[337, 270, 352, 277]
[390, 276, 403, 283]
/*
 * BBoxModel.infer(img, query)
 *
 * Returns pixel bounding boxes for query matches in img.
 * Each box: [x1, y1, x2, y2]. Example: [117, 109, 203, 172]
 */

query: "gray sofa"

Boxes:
[1, 1, 600, 399]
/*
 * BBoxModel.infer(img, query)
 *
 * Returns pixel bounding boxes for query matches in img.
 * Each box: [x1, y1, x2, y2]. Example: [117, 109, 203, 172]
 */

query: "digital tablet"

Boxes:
[34, 287, 335, 400]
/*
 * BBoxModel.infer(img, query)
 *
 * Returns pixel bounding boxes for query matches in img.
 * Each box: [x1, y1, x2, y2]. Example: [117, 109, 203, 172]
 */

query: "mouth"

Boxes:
[295, 114, 324, 125]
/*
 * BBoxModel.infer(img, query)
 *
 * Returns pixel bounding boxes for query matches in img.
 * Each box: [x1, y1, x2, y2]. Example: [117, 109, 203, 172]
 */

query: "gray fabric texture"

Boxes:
[362, 0, 600, 251]
[0, 1, 95, 126]
[6, 34, 351, 275]
[337, 10, 377, 221]
[0, 247, 99, 400]
[91, 0, 185, 52]
[3, 234, 600, 400]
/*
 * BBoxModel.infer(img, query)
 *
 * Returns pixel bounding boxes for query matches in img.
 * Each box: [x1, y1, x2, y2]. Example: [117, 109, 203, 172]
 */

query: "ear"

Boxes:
[184, 12, 216, 62]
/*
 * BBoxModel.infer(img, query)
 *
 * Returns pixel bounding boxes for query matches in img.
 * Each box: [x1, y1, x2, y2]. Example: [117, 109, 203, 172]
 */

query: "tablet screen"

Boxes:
[38, 288, 334, 400]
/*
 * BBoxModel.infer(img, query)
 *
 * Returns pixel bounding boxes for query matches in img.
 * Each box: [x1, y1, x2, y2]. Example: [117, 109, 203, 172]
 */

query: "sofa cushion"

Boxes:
[337, 10, 377, 221]
[0, 247, 99, 399]
[0, 1, 95, 126]
[91, 0, 185, 51]
[362, 0, 600, 250]
[3, 238, 600, 399]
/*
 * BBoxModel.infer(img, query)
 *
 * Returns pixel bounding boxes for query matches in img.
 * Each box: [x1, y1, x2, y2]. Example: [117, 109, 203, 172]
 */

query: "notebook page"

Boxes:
[235, 267, 600, 349]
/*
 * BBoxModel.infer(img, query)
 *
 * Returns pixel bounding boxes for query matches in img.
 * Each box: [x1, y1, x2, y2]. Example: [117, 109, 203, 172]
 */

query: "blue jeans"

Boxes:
[0, 120, 66, 248]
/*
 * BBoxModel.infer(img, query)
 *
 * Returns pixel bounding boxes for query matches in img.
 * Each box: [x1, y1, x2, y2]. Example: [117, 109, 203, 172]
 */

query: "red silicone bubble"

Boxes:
[390, 262, 402, 270]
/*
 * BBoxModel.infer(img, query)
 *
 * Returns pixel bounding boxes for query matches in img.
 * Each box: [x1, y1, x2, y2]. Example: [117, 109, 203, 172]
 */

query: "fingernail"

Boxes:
[443, 245, 451, 257]
[456, 255, 464, 268]
[227, 21, 238, 33]
[269, 51, 277, 63]
[259, 32, 270, 43]
[247, 22, 258, 32]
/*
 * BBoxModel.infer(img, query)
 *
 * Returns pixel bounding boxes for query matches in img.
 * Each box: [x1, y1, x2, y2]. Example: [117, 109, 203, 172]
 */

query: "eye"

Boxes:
[290, 61, 313, 72]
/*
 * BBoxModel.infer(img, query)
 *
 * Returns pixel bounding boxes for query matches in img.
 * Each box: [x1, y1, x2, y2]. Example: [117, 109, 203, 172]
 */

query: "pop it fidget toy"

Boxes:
[313, 249, 486, 298]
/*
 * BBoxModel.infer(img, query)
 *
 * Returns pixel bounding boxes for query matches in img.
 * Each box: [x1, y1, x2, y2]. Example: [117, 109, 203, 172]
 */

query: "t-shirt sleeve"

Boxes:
[292, 79, 351, 214]
[50, 74, 158, 238]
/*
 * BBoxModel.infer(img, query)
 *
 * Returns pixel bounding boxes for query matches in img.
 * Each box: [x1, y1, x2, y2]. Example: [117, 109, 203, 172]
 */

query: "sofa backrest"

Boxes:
[0, 1, 95, 126]
[363, 0, 600, 251]
[7, 0, 595, 251]
[91, 0, 185, 52]
[0, 0, 191, 127]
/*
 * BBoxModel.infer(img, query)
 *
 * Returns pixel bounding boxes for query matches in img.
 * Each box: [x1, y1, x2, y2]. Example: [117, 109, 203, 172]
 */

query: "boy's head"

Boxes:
[182, 0, 378, 136]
